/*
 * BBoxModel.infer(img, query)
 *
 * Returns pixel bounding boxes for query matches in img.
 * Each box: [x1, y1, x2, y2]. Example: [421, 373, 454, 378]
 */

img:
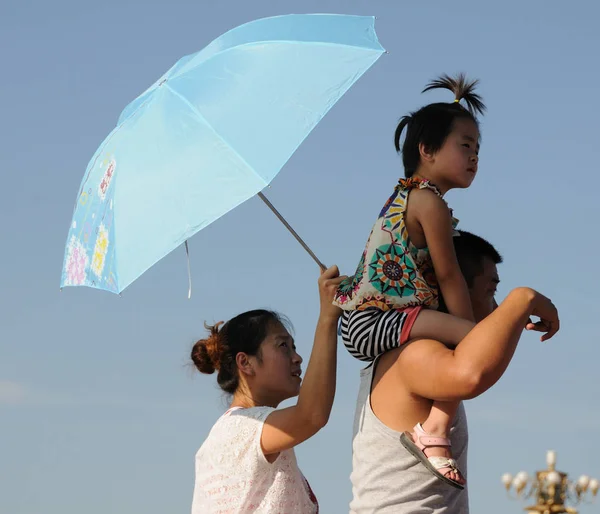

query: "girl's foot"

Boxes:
[400, 423, 466, 489]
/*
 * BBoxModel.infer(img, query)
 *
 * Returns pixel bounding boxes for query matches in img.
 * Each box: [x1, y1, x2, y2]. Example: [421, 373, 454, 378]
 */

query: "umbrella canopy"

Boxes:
[61, 13, 385, 294]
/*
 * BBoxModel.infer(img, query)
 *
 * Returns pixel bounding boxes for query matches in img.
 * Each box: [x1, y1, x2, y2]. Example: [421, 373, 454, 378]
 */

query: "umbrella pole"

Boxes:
[185, 240, 192, 299]
[257, 192, 326, 271]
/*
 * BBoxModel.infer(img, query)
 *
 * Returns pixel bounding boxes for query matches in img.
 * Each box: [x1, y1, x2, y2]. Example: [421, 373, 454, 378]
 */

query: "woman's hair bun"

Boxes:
[191, 321, 224, 375]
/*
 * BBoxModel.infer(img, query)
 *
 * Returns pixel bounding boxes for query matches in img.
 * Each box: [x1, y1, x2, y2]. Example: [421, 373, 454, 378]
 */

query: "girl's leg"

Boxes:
[421, 401, 464, 484]
[408, 308, 475, 347]
[406, 310, 475, 485]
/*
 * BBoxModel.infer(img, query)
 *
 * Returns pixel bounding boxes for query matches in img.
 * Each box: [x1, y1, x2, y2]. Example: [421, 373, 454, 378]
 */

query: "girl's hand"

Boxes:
[318, 265, 346, 321]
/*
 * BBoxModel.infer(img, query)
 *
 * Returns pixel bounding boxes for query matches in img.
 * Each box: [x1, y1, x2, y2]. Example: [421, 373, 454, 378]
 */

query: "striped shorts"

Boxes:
[340, 307, 423, 362]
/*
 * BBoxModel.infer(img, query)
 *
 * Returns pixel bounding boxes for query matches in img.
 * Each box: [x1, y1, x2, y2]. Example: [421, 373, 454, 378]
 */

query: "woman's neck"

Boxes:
[230, 389, 280, 409]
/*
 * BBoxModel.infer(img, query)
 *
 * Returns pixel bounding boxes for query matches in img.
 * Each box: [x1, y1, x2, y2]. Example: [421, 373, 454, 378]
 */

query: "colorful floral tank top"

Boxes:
[333, 177, 459, 311]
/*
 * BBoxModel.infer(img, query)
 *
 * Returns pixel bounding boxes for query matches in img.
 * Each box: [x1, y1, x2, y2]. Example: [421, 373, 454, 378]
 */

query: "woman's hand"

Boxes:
[318, 265, 346, 321]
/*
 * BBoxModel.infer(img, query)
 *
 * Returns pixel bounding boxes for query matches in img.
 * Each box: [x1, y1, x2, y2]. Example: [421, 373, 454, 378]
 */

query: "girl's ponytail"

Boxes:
[394, 115, 412, 153]
[422, 73, 486, 115]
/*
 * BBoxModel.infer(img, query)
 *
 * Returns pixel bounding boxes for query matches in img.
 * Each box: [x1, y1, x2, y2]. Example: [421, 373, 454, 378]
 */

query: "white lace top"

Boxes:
[191, 406, 319, 514]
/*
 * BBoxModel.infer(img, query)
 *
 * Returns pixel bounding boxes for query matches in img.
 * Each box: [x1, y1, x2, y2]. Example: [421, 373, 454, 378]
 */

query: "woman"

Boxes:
[190, 266, 345, 513]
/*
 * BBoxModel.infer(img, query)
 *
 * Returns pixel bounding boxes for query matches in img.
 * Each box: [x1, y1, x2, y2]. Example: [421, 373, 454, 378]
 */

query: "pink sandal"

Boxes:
[400, 423, 465, 490]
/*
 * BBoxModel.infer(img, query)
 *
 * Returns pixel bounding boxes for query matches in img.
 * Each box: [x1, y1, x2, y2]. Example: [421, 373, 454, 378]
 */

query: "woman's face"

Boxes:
[251, 322, 303, 406]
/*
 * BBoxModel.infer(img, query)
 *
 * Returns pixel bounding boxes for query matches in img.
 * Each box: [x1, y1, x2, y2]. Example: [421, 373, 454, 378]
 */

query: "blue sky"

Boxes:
[2, 1, 599, 513]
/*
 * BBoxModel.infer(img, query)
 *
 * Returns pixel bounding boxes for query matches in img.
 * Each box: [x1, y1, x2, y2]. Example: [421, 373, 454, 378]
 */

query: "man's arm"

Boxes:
[398, 287, 558, 401]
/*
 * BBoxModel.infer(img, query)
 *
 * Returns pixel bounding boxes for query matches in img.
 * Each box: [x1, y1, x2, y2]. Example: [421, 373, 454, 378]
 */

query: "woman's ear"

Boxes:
[236, 352, 255, 377]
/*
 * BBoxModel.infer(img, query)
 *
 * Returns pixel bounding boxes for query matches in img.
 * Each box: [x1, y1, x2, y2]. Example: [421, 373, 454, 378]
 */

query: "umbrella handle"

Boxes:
[185, 240, 192, 299]
[257, 192, 326, 271]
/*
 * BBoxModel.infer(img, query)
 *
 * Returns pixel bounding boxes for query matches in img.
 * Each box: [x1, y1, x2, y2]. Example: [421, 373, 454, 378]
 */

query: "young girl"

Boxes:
[334, 74, 486, 489]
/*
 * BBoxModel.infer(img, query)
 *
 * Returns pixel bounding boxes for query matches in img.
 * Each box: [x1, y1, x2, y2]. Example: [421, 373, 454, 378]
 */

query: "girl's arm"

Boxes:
[413, 189, 475, 322]
[260, 266, 344, 456]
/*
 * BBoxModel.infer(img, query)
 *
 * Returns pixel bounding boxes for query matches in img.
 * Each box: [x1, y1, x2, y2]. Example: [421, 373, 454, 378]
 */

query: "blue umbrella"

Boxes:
[60, 14, 385, 295]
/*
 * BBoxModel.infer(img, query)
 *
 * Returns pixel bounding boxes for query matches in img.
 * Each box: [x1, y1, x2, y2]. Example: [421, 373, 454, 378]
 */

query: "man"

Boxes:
[349, 231, 558, 513]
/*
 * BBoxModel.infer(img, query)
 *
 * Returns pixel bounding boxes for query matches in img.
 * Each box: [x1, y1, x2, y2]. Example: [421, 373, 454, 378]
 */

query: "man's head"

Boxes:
[439, 230, 502, 322]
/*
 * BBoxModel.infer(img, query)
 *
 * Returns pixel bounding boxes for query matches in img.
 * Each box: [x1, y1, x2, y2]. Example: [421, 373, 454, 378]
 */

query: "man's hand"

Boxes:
[523, 289, 560, 342]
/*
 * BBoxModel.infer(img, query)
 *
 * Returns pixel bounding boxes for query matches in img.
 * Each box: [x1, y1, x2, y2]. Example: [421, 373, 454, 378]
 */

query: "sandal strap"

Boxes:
[417, 434, 451, 448]
[413, 423, 451, 450]
[429, 457, 461, 481]
[428, 456, 459, 472]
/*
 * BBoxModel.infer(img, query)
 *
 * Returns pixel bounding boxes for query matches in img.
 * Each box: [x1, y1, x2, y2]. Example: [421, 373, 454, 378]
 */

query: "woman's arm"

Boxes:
[260, 266, 344, 456]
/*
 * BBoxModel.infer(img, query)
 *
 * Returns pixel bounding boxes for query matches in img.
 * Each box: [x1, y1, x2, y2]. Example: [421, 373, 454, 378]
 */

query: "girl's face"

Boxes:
[250, 322, 303, 406]
[431, 118, 480, 191]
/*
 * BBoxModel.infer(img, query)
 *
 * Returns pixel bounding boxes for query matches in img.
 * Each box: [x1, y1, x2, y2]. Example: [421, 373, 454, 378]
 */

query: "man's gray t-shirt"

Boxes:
[349, 359, 469, 513]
